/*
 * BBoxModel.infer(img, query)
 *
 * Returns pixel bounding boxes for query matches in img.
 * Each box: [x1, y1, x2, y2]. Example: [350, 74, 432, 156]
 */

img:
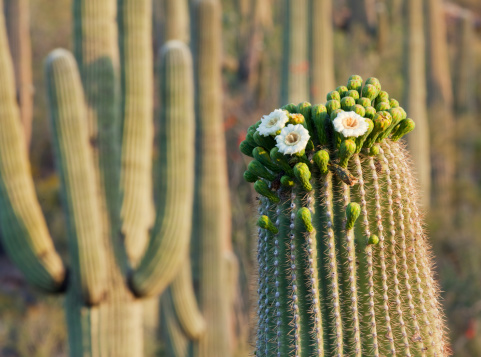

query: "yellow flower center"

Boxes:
[285, 132, 300, 145]
[342, 116, 359, 129]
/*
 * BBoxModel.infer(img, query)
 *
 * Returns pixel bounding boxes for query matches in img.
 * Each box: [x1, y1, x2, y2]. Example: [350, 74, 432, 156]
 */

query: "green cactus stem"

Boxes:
[241, 76, 448, 356]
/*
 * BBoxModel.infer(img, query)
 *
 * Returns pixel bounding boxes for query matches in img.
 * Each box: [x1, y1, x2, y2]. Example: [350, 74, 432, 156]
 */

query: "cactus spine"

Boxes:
[0, 0, 201, 354]
[310, 0, 335, 103]
[404, 0, 431, 207]
[191, 1, 233, 356]
[281, 0, 309, 104]
[241, 76, 449, 356]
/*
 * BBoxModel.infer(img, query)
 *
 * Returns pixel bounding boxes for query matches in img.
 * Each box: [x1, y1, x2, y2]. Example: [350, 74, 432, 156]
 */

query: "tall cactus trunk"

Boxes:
[310, 0, 335, 104]
[281, 0, 309, 105]
[404, 0, 431, 208]
[192, 0, 233, 356]
[240, 76, 449, 356]
[4, 0, 33, 148]
[163, 0, 190, 43]
[425, 0, 454, 209]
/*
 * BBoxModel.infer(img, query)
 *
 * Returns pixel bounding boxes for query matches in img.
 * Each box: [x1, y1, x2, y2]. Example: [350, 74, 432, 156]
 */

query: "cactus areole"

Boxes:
[241, 76, 449, 356]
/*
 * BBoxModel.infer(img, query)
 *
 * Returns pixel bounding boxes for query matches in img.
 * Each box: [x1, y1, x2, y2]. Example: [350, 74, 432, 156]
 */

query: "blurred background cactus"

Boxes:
[0, 0, 480, 356]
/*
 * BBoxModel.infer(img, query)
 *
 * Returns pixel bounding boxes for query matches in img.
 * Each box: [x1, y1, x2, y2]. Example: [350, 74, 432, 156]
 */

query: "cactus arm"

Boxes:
[0, 4, 66, 293]
[4, 0, 33, 147]
[129, 41, 195, 297]
[162, 292, 190, 357]
[118, 0, 154, 266]
[170, 260, 206, 339]
[45, 49, 108, 305]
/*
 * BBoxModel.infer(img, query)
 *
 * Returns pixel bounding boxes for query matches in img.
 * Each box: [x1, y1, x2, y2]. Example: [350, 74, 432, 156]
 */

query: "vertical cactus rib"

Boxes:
[45, 49, 107, 305]
[367, 156, 395, 355]
[321, 171, 343, 356]
[118, 0, 154, 266]
[257, 197, 269, 356]
[281, 0, 309, 104]
[192, 1, 232, 355]
[4, 0, 33, 147]
[130, 41, 195, 297]
[162, 292, 190, 357]
[0, 1, 66, 292]
[354, 155, 379, 357]
[310, 0, 334, 103]
[170, 261, 206, 339]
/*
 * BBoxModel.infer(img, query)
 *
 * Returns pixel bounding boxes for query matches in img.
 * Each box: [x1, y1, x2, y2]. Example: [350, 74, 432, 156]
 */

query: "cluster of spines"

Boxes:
[242, 75, 449, 356]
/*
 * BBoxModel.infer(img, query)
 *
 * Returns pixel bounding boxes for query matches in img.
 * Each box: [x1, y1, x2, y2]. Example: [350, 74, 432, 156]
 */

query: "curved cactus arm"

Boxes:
[161, 291, 190, 357]
[129, 41, 195, 297]
[118, 0, 155, 266]
[170, 259, 206, 339]
[45, 48, 107, 305]
[0, 3, 66, 293]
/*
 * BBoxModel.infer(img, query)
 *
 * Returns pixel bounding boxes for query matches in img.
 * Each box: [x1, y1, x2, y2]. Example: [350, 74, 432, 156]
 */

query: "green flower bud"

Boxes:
[369, 144, 380, 156]
[270, 147, 294, 176]
[281, 103, 297, 113]
[375, 90, 389, 106]
[280, 175, 295, 187]
[253, 147, 281, 172]
[254, 131, 276, 150]
[243, 170, 258, 182]
[297, 101, 313, 133]
[351, 104, 366, 117]
[355, 118, 374, 153]
[349, 74, 363, 82]
[347, 78, 362, 93]
[367, 234, 380, 245]
[365, 77, 381, 95]
[294, 163, 312, 191]
[311, 104, 329, 146]
[239, 140, 255, 157]
[327, 90, 341, 101]
[376, 101, 391, 112]
[357, 97, 371, 108]
[297, 207, 314, 232]
[326, 100, 341, 116]
[345, 202, 361, 231]
[313, 149, 330, 175]
[339, 139, 356, 168]
[389, 98, 400, 108]
[254, 180, 280, 203]
[341, 96, 356, 111]
[245, 131, 258, 147]
[287, 113, 305, 126]
[257, 215, 279, 234]
[248, 160, 276, 181]
[347, 89, 360, 100]
[361, 84, 378, 101]
[364, 106, 376, 119]
[390, 118, 415, 141]
[336, 85, 349, 98]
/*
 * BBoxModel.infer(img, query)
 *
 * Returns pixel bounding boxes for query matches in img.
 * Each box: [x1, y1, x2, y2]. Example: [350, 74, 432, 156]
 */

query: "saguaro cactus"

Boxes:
[404, 0, 431, 207]
[0, 0, 201, 355]
[281, 0, 309, 104]
[191, 0, 233, 356]
[310, 0, 335, 104]
[240, 76, 449, 356]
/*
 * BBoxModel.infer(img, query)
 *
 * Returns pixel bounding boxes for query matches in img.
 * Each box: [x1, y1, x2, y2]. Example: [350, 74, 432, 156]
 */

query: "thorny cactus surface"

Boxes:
[240, 76, 449, 356]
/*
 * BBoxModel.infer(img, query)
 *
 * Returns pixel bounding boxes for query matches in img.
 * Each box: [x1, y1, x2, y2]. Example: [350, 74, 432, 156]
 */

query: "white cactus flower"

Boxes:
[275, 124, 310, 155]
[332, 111, 369, 138]
[257, 109, 289, 136]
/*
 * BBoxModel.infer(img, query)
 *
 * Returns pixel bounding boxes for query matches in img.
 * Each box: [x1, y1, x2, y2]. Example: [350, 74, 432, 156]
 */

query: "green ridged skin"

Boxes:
[46, 49, 107, 305]
[191, 1, 232, 356]
[281, 0, 309, 104]
[242, 76, 449, 357]
[0, 0, 211, 354]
